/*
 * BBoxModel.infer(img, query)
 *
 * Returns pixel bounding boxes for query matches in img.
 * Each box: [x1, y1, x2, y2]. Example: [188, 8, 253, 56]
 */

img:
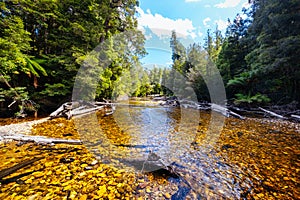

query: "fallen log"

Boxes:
[50, 102, 73, 118]
[71, 106, 104, 117]
[114, 144, 158, 148]
[228, 110, 246, 120]
[211, 103, 245, 120]
[291, 114, 300, 120]
[211, 104, 229, 117]
[0, 133, 82, 145]
[0, 157, 43, 180]
[50, 101, 104, 119]
[258, 107, 286, 119]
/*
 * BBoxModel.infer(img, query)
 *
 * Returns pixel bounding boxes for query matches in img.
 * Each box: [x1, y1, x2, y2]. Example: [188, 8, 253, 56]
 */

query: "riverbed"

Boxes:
[0, 104, 299, 199]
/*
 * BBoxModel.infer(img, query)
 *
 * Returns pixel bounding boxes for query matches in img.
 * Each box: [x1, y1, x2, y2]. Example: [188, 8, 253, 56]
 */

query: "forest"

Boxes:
[0, 0, 299, 117]
[0, 1, 300, 199]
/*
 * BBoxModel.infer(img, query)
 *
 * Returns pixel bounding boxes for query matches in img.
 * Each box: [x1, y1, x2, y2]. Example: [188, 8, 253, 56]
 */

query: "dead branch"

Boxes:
[211, 103, 245, 120]
[258, 107, 286, 119]
[0, 133, 82, 145]
[291, 114, 300, 120]
[50, 102, 104, 119]
[0, 157, 43, 180]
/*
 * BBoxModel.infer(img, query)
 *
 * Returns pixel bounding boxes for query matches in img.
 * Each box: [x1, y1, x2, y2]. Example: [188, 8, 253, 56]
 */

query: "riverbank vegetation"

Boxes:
[1, 0, 299, 117]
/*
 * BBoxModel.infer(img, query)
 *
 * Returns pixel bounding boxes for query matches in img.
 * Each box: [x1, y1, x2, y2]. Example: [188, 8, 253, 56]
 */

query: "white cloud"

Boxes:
[185, 0, 202, 2]
[197, 30, 204, 38]
[136, 7, 196, 39]
[215, 19, 228, 30]
[203, 17, 211, 27]
[215, 0, 241, 8]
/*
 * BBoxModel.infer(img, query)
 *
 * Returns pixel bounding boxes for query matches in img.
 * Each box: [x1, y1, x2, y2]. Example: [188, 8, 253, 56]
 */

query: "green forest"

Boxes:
[1, 0, 299, 117]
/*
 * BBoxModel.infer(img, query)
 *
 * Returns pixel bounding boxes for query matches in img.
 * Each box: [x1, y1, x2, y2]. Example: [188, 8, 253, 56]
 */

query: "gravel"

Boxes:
[0, 117, 50, 135]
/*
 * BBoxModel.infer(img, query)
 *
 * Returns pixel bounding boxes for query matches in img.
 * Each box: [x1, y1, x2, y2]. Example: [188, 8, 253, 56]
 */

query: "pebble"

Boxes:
[164, 193, 171, 199]
[139, 182, 148, 189]
[90, 160, 98, 166]
[146, 186, 151, 193]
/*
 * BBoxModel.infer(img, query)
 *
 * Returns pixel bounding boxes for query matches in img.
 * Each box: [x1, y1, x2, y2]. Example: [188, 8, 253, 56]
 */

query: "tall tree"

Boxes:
[216, 12, 253, 102]
[0, 0, 145, 115]
[245, 0, 300, 102]
[217, 0, 300, 105]
[170, 30, 187, 74]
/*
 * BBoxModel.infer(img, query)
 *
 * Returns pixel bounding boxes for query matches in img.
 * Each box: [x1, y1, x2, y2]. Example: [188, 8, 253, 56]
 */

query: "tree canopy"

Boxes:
[0, 0, 145, 116]
[216, 0, 300, 105]
[1, 0, 299, 117]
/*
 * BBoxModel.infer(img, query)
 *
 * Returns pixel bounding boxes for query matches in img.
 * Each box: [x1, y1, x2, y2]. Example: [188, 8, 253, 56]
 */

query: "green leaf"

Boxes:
[24, 56, 47, 77]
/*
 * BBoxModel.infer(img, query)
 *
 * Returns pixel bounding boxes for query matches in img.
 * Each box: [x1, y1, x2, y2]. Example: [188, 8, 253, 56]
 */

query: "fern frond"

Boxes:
[24, 56, 47, 77]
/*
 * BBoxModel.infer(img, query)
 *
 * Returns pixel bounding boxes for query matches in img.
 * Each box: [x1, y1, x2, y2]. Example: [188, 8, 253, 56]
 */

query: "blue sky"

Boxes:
[136, 0, 249, 67]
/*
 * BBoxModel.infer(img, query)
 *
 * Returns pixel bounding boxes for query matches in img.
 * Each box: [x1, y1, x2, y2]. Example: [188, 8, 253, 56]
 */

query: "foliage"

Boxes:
[169, 31, 224, 102]
[217, 0, 300, 105]
[234, 93, 270, 105]
[40, 83, 70, 97]
[1, 0, 299, 115]
[0, 0, 145, 116]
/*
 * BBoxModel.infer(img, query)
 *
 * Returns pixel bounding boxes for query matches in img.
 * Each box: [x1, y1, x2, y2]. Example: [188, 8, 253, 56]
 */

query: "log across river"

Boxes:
[0, 103, 299, 199]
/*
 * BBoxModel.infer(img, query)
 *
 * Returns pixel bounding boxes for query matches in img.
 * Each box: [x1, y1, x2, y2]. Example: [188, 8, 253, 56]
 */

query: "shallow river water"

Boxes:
[0, 103, 299, 199]
[75, 104, 299, 199]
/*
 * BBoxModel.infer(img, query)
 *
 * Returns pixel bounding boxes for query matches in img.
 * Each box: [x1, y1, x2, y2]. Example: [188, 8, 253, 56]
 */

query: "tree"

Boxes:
[0, 0, 146, 115]
[245, 0, 300, 103]
[170, 30, 187, 74]
[217, 0, 300, 105]
[0, 5, 47, 116]
[216, 11, 253, 103]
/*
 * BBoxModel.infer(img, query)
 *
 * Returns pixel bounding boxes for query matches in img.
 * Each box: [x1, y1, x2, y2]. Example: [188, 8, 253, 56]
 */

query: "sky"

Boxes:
[136, 0, 250, 67]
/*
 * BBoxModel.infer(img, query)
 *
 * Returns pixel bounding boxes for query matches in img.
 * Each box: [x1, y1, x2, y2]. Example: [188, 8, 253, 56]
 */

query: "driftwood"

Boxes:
[50, 102, 72, 118]
[207, 103, 245, 119]
[0, 157, 43, 180]
[50, 102, 104, 119]
[210, 104, 229, 117]
[115, 144, 158, 148]
[95, 99, 116, 116]
[291, 114, 300, 120]
[52, 99, 246, 120]
[158, 98, 245, 119]
[0, 133, 82, 145]
[72, 106, 104, 117]
[259, 107, 286, 119]
[227, 110, 246, 120]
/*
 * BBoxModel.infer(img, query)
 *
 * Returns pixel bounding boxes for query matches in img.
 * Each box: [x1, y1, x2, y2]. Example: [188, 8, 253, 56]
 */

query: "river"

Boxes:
[74, 103, 299, 199]
[0, 103, 299, 199]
